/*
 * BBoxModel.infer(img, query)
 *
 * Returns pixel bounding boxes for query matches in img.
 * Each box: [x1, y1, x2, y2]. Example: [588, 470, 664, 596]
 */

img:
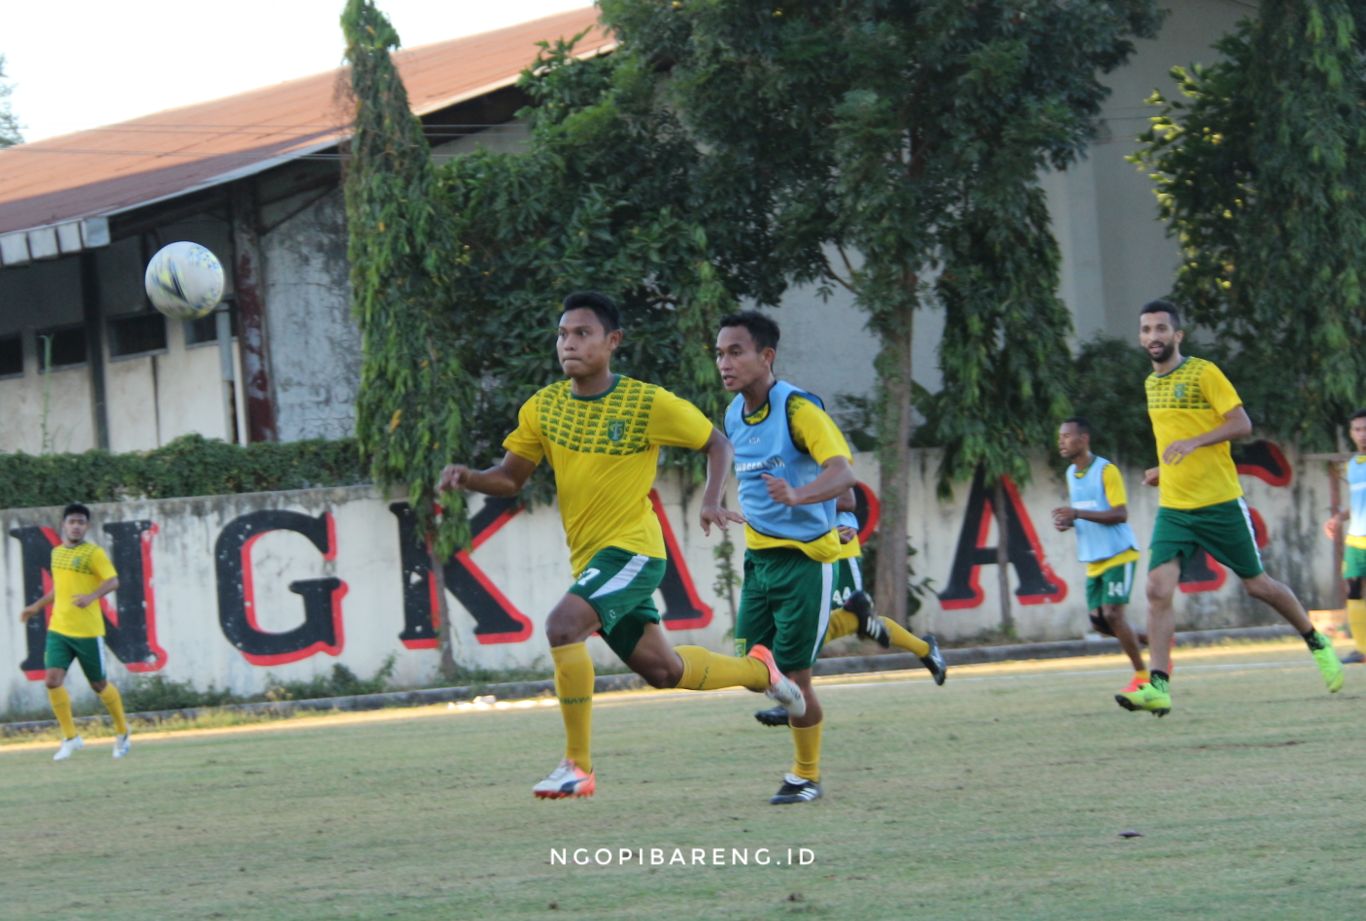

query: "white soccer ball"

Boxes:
[144, 241, 225, 320]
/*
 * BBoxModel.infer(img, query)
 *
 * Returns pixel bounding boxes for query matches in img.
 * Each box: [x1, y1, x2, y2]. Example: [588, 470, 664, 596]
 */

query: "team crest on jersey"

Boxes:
[1173, 383, 1187, 400]
[606, 420, 626, 442]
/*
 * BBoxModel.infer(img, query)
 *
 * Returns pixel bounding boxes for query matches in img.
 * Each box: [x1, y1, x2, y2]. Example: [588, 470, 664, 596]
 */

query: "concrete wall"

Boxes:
[1, 438, 1338, 714]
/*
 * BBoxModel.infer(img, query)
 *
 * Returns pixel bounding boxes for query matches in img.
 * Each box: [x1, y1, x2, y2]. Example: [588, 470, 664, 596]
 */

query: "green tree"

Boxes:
[341, 0, 471, 677]
[1133, 1, 1366, 447]
[0, 54, 22, 147]
[597, 0, 1160, 623]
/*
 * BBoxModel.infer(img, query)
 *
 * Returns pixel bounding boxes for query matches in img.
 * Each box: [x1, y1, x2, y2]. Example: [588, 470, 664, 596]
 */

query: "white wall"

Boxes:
[1, 439, 1338, 714]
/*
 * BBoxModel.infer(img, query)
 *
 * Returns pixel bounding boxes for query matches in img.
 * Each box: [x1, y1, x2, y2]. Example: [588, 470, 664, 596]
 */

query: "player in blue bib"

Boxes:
[1323, 408, 1366, 665]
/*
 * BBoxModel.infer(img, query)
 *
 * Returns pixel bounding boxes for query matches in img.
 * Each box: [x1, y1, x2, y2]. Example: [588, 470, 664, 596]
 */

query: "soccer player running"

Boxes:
[1322, 408, 1366, 665]
[716, 311, 860, 804]
[437, 292, 804, 801]
[753, 489, 947, 727]
[1118, 300, 1344, 716]
[1051, 416, 1149, 699]
[18, 503, 131, 761]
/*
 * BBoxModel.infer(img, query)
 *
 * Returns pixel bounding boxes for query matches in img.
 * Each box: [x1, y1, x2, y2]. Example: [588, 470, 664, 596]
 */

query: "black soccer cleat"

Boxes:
[753, 706, 790, 727]
[921, 633, 947, 686]
[844, 591, 890, 648]
[770, 773, 823, 805]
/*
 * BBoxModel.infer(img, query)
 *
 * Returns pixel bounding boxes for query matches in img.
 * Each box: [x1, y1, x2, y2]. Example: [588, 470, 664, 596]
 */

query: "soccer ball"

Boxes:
[144, 241, 225, 320]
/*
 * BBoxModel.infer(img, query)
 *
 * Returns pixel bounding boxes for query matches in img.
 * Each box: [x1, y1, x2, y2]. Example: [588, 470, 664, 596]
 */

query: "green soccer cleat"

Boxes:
[1311, 635, 1345, 693]
[1115, 682, 1171, 717]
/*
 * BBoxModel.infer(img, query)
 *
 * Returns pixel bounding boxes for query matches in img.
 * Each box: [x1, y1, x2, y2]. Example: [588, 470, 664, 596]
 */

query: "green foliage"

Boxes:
[0, 54, 21, 148]
[119, 675, 240, 713]
[264, 658, 396, 702]
[341, 0, 471, 556]
[1065, 336, 1156, 469]
[1132, 1, 1366, 447]
[0, 434, 368, 510]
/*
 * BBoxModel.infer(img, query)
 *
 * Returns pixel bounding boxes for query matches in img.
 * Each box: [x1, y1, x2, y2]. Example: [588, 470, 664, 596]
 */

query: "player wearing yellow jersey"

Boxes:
[18, 503, 130, 761]
[1118, 301, 1344, 716]
[438, 292, 802, 800]
[716, 311, 860, 804]
[1051, 417, 1148, 697]
[1322, 408, 1366, 665]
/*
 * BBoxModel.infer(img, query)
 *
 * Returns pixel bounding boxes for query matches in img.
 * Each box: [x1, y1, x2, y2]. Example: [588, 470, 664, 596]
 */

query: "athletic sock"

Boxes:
[790, 721, 823, 783]
[47, 686, 77, 739]
[1302, 628, 1327, 651]
[825, 609, 859, 643]
[98, 684, 128, 735]
[1149, 670, 1170, 691]
[675, 645, 768, 691]
[551, 643, 594, 774]
[883, 618, 930, 658]
[1346, 599, 1366, 655]
[1133, 669, 1150, 683]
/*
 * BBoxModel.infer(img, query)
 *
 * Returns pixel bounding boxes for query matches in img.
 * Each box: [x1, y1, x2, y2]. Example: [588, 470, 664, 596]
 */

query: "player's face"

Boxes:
[556, 308, 618, 379]
[714, 325, 774, 393]
[1138, 310, 1183, 365]
[1350, 417, 1366, 453]
[1057, 423, 1087, 460]
[61, 513, 88, 545]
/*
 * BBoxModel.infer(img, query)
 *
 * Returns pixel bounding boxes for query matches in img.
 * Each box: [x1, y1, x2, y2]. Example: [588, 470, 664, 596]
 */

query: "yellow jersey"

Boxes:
[1145, 356, 1244, 510]
[1084, 463, 1141, 578]
[48, 541, 117, 638]
[503, 375, 714, 575]
[741, 393, 853, 563]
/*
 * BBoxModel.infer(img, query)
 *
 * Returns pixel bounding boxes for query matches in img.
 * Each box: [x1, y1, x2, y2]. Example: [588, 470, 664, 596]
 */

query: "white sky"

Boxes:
[2, 0, 593, 143]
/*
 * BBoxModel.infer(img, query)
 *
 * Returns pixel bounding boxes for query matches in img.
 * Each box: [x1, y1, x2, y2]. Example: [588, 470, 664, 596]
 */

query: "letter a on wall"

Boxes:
[939, 469, 1067, 609]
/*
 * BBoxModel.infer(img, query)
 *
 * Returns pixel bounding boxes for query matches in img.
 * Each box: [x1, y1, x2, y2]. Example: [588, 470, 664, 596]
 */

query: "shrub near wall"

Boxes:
[0, 434, 370, 509]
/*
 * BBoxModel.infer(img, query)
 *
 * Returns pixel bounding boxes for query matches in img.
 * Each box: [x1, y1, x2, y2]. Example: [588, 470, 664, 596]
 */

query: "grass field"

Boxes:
[1, 640, 1361, 920]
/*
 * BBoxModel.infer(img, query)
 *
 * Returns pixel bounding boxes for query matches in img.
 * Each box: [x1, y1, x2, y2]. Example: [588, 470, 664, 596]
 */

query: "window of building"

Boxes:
[185, 298, 240, 347]
[107, 312, 168, 359]
[0, 334, 22, 378]
[35, 325, 87, 370]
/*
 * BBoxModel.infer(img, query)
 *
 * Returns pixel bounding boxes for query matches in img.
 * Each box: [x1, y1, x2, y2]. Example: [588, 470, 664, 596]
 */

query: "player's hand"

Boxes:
[19, 606, 36, 623]
[700, 503, 745, 536]
[437, 464, 471, 492]
[762, 473, 800, 506]
[1051, 507, 1076, 531]
[72, 593, 96, 609]
[1162, 438, 1201, 466]
[1143, 467, 1160, 487]
[1324, 516, 1342, 541]
[837, 525, 857, 543]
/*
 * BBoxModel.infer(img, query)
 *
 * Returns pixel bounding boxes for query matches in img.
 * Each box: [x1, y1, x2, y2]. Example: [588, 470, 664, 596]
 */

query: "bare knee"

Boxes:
[1243, 574, 1282, 603]
[636, 661, 680, 689]
[90, 680, 107, 693]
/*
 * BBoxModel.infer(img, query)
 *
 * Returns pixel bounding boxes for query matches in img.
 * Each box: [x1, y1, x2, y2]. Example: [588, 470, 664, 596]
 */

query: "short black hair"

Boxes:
[718, 310, 780, 352]
[1351, 408, 1366, 423]
[1141, 298, 1182, 329]
[561, 291, 621, 333]
[1061, 416, 1092, 436]
[62, 502, 91, 522]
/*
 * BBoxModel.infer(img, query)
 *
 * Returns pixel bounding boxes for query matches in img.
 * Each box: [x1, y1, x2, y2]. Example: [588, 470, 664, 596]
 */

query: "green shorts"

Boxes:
[734, 548, 833, 674]
[831, 556, 864, 610]
[569, 547, 667, 662]
[1343, 545, 1366, 580]
[1149, 498, 1263, 580]
[44, 630, 108, 682]
[1086, 560, 1136, 610]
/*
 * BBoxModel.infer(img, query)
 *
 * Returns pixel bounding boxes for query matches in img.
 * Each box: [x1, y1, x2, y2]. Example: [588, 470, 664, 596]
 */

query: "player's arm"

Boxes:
[836, 488, 857, 513]
[698, 428, 746, 535]
[19, 591, 54, 623]
[73, 576, 118, 610]
[438, 451, 537, 498]
[764, 400, 856, 505]
[1162, 406, 1251, 465]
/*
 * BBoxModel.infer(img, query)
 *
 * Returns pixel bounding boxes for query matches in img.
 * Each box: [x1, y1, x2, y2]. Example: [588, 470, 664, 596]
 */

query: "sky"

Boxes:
[2, 0, 593, 143]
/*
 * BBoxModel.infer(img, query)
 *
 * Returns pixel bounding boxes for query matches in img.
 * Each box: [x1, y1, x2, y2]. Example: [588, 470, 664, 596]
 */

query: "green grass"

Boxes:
[0, 642, 1361, 920]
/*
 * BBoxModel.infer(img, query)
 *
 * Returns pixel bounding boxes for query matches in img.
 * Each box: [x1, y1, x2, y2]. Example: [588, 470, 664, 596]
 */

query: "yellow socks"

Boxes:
[47, 686, 76, 739]
[825, 609, 859, 642]
[675, 645, 769, 691]
[790, 721, 823, 782]
[1134, 669, 1150, 683]
[883, 618, 930, 658]
[98, 684, 128, 735]
[1348, 599, 1366, 655]
[551, 643, 594, 773]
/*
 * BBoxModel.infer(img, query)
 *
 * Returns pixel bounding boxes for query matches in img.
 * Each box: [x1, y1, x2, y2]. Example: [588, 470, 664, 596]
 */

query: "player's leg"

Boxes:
[1341, 552, 1366, 664]
[1116, 555, 1178, 716]
[767, 552, 830, 804]
[77, 636, 130, 759]
[1097, 561, 1147, 693]
[536, 590, 605, 799]
[43, 632, 83, 760]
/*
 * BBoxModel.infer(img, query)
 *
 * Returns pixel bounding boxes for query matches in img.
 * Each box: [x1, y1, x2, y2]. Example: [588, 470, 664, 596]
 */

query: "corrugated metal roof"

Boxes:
[0, 7, 609, 239]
